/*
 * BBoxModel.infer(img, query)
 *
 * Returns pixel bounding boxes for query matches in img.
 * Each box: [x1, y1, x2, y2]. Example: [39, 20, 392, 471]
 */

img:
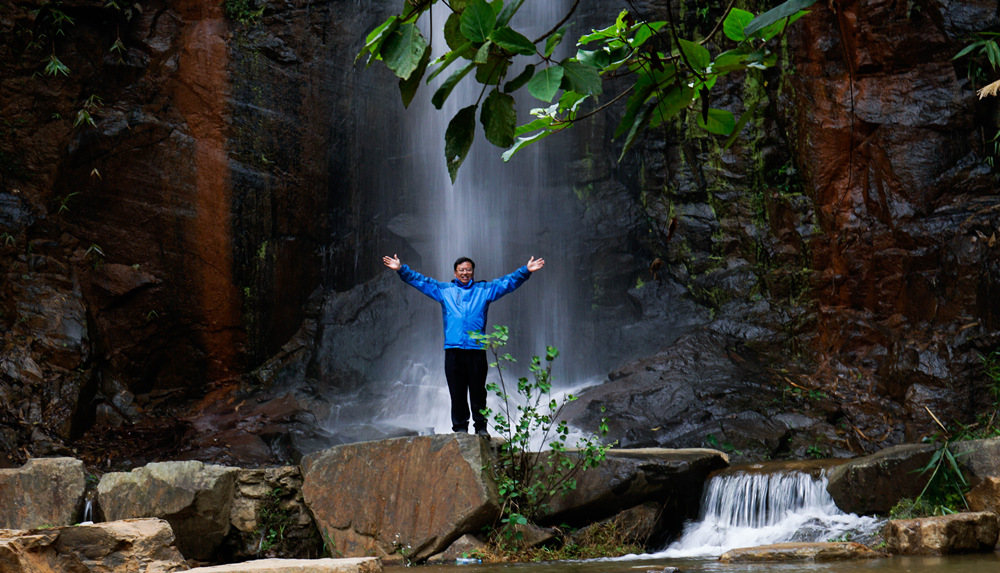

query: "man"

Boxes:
[382, 254, 545, 435]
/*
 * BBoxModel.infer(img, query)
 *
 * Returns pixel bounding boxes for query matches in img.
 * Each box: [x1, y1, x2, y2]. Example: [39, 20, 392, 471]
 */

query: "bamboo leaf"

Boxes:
[744, 0, 819, 38]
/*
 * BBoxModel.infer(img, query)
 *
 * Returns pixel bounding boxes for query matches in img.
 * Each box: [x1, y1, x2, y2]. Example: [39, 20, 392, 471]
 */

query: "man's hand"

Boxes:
[527, 256, 545, 272]
[383, 254, 401, 271]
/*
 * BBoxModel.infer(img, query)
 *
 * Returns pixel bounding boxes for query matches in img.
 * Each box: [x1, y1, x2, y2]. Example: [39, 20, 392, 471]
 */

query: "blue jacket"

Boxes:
[397, 264, 531, 349]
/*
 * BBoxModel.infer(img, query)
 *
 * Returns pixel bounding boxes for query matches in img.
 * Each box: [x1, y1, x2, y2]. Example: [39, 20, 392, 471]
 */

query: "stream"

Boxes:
[389, 554, 1000, 573]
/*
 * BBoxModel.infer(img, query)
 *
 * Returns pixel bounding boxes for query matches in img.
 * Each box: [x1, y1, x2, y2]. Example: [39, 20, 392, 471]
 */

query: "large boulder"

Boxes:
[827, 438, 1000, 515]
[719, 542, 880, 562]
[97, 461, 238, 561]
[884, 512, 1000, 555]
[826, 443, 936, 514]
[539, 448, 729, 535]
[0, 518, 189, 572]
[966, 477, 1000, 514]
[301, 434, 499, 564]
[0, 457, 86, 529]
[185, 557, 381, 572]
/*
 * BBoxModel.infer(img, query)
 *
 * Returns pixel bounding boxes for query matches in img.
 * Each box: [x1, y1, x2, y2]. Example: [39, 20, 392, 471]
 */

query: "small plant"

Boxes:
[223, 0, 266, 24]
[254, 487, 293, 556]
[74, 94, 102, 129]
[471, 326, 612, 550]
[705, 433, 743, 456]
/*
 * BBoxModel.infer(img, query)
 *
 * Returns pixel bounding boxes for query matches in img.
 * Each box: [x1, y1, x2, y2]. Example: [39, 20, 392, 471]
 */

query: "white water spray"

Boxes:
[640, 469, 882, 559]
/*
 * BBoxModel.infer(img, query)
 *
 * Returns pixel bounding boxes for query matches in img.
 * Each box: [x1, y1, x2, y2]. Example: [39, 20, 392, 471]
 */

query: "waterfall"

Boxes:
[372, 0, 601, 435]
[648, 469, 882, 558]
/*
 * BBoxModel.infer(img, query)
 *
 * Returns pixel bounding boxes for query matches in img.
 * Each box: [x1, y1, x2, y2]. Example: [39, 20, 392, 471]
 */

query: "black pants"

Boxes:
[444, 348, 488, 433]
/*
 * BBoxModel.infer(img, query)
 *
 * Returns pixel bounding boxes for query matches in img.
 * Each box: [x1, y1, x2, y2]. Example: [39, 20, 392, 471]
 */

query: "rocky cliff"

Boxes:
[0, 0, 998, 465]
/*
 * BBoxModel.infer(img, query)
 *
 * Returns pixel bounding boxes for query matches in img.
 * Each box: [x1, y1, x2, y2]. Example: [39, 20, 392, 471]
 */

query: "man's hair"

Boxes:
[454, 257, 475, 270]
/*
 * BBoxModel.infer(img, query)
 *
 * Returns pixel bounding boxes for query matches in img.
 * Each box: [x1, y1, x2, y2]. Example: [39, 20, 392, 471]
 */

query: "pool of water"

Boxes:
[391, 553, 1000, 573]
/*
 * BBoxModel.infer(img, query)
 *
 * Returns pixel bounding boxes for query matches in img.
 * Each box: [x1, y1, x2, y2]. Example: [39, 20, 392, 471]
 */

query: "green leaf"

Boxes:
[496, 0, 526, 27]
[713, 49, 751, 73]
[432, 62, 475, 109]
[381, 23, 429, 80]
[527, 65, 564, 102]
[744, 0, 819, 38]
[560, 60, 602, 96]
[650, 85, 694, 127]
[558, 90, 587, 115]
[427, 41, 475, 82]
[476, 56, 509, 85]
[504, 64, 535, 93]
[619, 99, 657, 160]
[614, 73, 657, 139]
[490, 26, 536, 55]
[461, 0, 496, 43]
[399, 45, 431, 108]
[444, 12, 467, 52]
[502, 129, 556, 162]
[723, 100, 759, 149]
[756, 10, 809, 42]
[481, 88, 516, 147]
[356, 17, 398, 64]
[629, 21, 666, 50]
[577, 48, 611, 70]
[514, 115, 554, 137]
[446, 106, 477, 182]
[678, 38, 710, 71]
[474, 41, 492, 64]
[696, 108, 736, 135]
[544, 25, 567, 57]
[723, 8, 754, 42]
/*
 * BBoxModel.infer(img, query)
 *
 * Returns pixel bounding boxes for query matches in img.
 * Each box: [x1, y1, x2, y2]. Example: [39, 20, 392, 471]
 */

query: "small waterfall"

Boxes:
[650, 469, 882, 558]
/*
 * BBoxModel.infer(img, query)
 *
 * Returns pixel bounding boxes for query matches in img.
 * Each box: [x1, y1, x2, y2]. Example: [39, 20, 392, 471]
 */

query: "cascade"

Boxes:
[648, 468, 882, 558]
[370, 0, 600, 435]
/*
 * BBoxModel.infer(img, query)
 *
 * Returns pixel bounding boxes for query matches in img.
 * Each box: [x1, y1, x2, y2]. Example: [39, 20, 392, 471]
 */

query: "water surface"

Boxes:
[391, 553, 1000, 573]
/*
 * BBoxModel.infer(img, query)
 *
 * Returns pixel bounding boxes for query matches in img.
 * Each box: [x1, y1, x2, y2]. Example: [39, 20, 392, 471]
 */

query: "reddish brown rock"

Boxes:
[884, 512, 1000, 554]
[301, 434, 499, 564]
[966, 476, 1000, 514]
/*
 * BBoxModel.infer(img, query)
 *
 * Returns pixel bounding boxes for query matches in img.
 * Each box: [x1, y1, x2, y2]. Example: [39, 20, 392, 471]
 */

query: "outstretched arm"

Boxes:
[382, 254, 401, 271]
[527, 256, 545, 272]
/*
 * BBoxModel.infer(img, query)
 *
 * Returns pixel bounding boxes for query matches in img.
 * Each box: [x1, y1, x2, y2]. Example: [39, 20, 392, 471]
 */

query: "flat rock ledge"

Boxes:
[884, 512, 1000, 555]
[0, 518, 188, 572]
[187, 557, 381, 572]
[719, 542, 881, 562]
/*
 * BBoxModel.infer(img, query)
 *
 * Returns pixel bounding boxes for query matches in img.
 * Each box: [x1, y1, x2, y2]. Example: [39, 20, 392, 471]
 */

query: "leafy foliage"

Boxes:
[359, 0, 818, 181]
[471, 326, 612, 547]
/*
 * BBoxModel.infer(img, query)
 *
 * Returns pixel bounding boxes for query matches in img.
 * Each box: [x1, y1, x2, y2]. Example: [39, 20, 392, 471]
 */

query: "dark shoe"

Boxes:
[475, 427, 490, 438]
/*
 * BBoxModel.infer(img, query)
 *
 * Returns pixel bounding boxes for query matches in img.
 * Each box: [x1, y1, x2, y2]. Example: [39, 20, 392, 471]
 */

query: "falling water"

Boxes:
[644, 469, 882, 558]
[373, 0, 603, 435]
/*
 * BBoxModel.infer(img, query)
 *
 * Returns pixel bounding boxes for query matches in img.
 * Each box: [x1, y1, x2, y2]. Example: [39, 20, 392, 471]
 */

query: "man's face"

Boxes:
[454, 262, 474, 284]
